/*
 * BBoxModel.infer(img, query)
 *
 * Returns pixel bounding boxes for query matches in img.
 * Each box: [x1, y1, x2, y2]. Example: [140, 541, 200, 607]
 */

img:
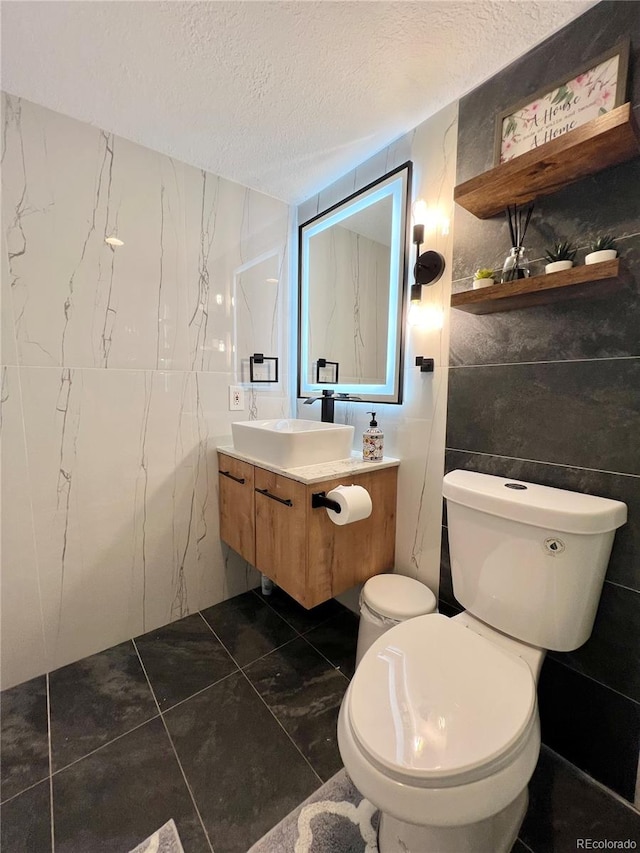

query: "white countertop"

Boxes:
[217, 445, 400, 485]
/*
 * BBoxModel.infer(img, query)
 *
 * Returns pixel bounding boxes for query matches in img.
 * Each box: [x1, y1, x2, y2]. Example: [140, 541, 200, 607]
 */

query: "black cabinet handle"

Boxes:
[219, 470, 246, 485]
[255, 487, 293, 507]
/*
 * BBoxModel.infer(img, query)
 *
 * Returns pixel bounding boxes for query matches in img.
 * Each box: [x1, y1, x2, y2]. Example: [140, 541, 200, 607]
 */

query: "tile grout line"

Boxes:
[249, 586, 353, 638]
[49, 713, 162, 779]
[299, 632, 352, 684]
[197, 613, 325, 787]
[132, 638, 216, 853]
[445, 447, 640, 479]
[46, 673, 55, 853]
[0, 775, 52, 806]
[543, 743, 640, 815]
[246, 592, 355, 681]
[197, 611, 298, 671]
[448, 355, 640, 369]
[237, 669, 324, 786]
[549, 653, 640, 707]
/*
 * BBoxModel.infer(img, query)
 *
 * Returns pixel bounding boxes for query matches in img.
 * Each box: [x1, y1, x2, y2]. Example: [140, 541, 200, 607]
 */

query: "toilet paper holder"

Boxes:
[311, 491, 342, 514]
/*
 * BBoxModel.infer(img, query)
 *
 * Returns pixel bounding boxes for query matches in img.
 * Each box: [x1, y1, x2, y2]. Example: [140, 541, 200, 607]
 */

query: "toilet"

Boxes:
[338, 470, 627, 853]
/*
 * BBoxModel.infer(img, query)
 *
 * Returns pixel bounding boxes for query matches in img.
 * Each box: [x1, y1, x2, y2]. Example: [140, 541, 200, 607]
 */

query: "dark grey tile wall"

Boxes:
[444, 0, 640, 805]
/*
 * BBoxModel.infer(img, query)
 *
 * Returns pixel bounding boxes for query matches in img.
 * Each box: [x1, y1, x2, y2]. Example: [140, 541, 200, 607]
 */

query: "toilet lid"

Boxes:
[349, 614, 536, 785]
[362, 574, 437, 619]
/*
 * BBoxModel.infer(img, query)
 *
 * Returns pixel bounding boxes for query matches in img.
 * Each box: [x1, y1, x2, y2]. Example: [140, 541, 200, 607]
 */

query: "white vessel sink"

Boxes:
[231, 419, 355, 468]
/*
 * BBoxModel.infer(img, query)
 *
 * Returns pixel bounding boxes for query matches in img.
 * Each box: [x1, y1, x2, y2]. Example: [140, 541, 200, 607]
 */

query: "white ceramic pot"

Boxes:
[545, 260, 574, 274]
[472, 278, 494, 289]
[585, 249, 617, 265]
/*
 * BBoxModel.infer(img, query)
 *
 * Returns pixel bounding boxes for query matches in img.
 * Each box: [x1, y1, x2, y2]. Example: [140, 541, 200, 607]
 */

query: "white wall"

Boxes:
[1, 94, 291, 689]
[298, 103, 459, 597]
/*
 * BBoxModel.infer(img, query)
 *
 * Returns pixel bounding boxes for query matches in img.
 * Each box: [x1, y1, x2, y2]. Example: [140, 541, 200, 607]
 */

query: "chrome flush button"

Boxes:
[544, 537, 566, 555]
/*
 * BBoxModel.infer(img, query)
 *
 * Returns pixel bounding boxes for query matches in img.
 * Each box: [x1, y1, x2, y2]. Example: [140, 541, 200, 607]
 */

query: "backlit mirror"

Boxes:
[298, 162, 412, 405]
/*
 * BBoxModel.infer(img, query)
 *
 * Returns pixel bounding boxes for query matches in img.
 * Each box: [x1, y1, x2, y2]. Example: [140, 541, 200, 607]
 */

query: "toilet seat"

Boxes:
[348, 613, 537, 788]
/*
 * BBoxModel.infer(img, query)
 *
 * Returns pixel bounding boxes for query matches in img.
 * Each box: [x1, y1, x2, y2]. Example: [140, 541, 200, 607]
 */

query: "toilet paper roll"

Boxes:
[325, 484, 372, 526]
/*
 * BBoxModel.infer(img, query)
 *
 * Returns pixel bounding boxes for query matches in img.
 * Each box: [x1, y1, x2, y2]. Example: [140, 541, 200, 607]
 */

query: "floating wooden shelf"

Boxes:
[451, 259, 625, 315]
[454, 104, 640, 219]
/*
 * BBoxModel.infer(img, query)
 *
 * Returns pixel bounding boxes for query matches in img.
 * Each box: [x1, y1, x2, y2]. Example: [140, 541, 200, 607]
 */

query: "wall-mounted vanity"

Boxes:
[217, 437, 399, 608]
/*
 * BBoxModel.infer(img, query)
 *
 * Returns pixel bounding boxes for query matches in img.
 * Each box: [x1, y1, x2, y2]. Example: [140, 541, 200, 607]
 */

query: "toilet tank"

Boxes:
[443, 470, 627, 651]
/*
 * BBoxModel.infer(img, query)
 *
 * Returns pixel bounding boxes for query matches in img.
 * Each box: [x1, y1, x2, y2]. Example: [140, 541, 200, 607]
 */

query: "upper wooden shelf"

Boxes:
[451, 259, 625, 315]
[454, 103, 640, 219]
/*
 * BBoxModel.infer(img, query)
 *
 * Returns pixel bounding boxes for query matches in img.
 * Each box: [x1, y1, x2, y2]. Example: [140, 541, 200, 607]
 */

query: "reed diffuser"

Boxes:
[501, 204, 534, 282]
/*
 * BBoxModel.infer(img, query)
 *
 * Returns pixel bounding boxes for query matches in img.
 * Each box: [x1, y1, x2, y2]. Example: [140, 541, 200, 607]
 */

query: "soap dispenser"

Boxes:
[363, 412, 384, 462]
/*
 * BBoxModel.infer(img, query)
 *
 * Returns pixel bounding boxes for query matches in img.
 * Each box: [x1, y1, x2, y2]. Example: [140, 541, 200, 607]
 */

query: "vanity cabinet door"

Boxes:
[254, 468, 308, 603]
[218, 453, 255, 564]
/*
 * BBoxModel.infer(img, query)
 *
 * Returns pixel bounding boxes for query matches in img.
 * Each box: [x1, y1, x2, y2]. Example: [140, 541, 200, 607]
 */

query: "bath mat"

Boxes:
[129, 818, 185, 853]
[248, 768, 379, 853]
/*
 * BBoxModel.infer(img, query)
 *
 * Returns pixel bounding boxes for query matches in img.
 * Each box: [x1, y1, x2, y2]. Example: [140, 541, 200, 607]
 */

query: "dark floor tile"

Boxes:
[164, 671, 319, 853]
[135, 613, 237, 710]
[244, 636, 349, 781]
[201, 591, 296, 667]
[0, 675, 50, 801]
[0, 779, 51, 852]
[254, 586, 346, 634]
[538, 657, 640, 802]
[521, 745, 640, 853]
[511, 841, 532, 853]
[304, 610, 360, 679]
[52, 717, 210, 853]
[49, 641, 157, 771]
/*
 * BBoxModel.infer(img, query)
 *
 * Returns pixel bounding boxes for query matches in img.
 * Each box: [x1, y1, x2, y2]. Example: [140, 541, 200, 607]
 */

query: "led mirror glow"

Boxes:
[298, 162, 412, 405]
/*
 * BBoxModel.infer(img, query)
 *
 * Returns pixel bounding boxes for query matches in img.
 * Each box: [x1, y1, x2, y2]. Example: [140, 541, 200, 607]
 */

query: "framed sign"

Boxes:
[495, 39, 630, 165]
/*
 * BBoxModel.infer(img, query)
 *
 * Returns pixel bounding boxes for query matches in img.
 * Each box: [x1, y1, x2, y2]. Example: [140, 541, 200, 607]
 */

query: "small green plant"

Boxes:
[545, 241, 577, 263]
[589, 234, 617, 252]
[473, 268, 494, 280]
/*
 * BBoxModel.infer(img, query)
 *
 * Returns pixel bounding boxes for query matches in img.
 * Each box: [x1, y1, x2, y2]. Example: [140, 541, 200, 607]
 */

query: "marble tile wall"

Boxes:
[1, 94, 291, 690]
[297, 102, 458, 597]
[444, 0, 640, 806]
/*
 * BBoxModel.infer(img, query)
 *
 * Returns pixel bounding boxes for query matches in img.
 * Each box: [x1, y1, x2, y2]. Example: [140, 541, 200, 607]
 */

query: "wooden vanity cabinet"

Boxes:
[254, 468, 308, 601]
[218, 454, 255, 565]
[218, 451, 398, 608]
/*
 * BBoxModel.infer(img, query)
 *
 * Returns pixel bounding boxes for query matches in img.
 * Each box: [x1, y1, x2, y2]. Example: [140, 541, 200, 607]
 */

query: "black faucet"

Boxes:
[303, 389, 362, 423]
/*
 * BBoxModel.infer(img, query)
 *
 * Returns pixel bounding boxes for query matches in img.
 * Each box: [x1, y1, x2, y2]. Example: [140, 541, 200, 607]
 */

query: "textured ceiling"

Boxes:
[1, 1, 595, 203]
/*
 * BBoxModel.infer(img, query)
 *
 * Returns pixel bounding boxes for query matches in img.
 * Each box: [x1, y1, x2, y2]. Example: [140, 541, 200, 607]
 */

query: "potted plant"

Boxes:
[473, 268, 495, 289]
[544, 241, 577, 274]
[585, 235, 618, 265]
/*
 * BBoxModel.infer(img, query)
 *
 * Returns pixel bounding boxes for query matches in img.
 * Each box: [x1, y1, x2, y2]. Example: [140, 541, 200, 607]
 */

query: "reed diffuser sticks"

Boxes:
[505, 203, 534, 249]
[502, 203, 534, 281]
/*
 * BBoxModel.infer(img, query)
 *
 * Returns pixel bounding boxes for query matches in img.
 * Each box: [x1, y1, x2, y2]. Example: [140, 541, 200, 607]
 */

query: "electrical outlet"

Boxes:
[229, 385, 244, 411]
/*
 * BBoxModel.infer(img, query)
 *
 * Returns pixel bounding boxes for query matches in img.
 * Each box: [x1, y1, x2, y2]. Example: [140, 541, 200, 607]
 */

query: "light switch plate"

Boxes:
[229, 385, 244, 411]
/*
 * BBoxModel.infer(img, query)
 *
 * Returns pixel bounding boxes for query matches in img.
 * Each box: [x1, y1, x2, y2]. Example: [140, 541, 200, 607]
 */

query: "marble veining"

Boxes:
[0, 94, 290, 688]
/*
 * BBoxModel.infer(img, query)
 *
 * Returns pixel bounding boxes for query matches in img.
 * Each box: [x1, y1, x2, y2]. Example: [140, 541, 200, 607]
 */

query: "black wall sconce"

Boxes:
[411, 224, 446, 304]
